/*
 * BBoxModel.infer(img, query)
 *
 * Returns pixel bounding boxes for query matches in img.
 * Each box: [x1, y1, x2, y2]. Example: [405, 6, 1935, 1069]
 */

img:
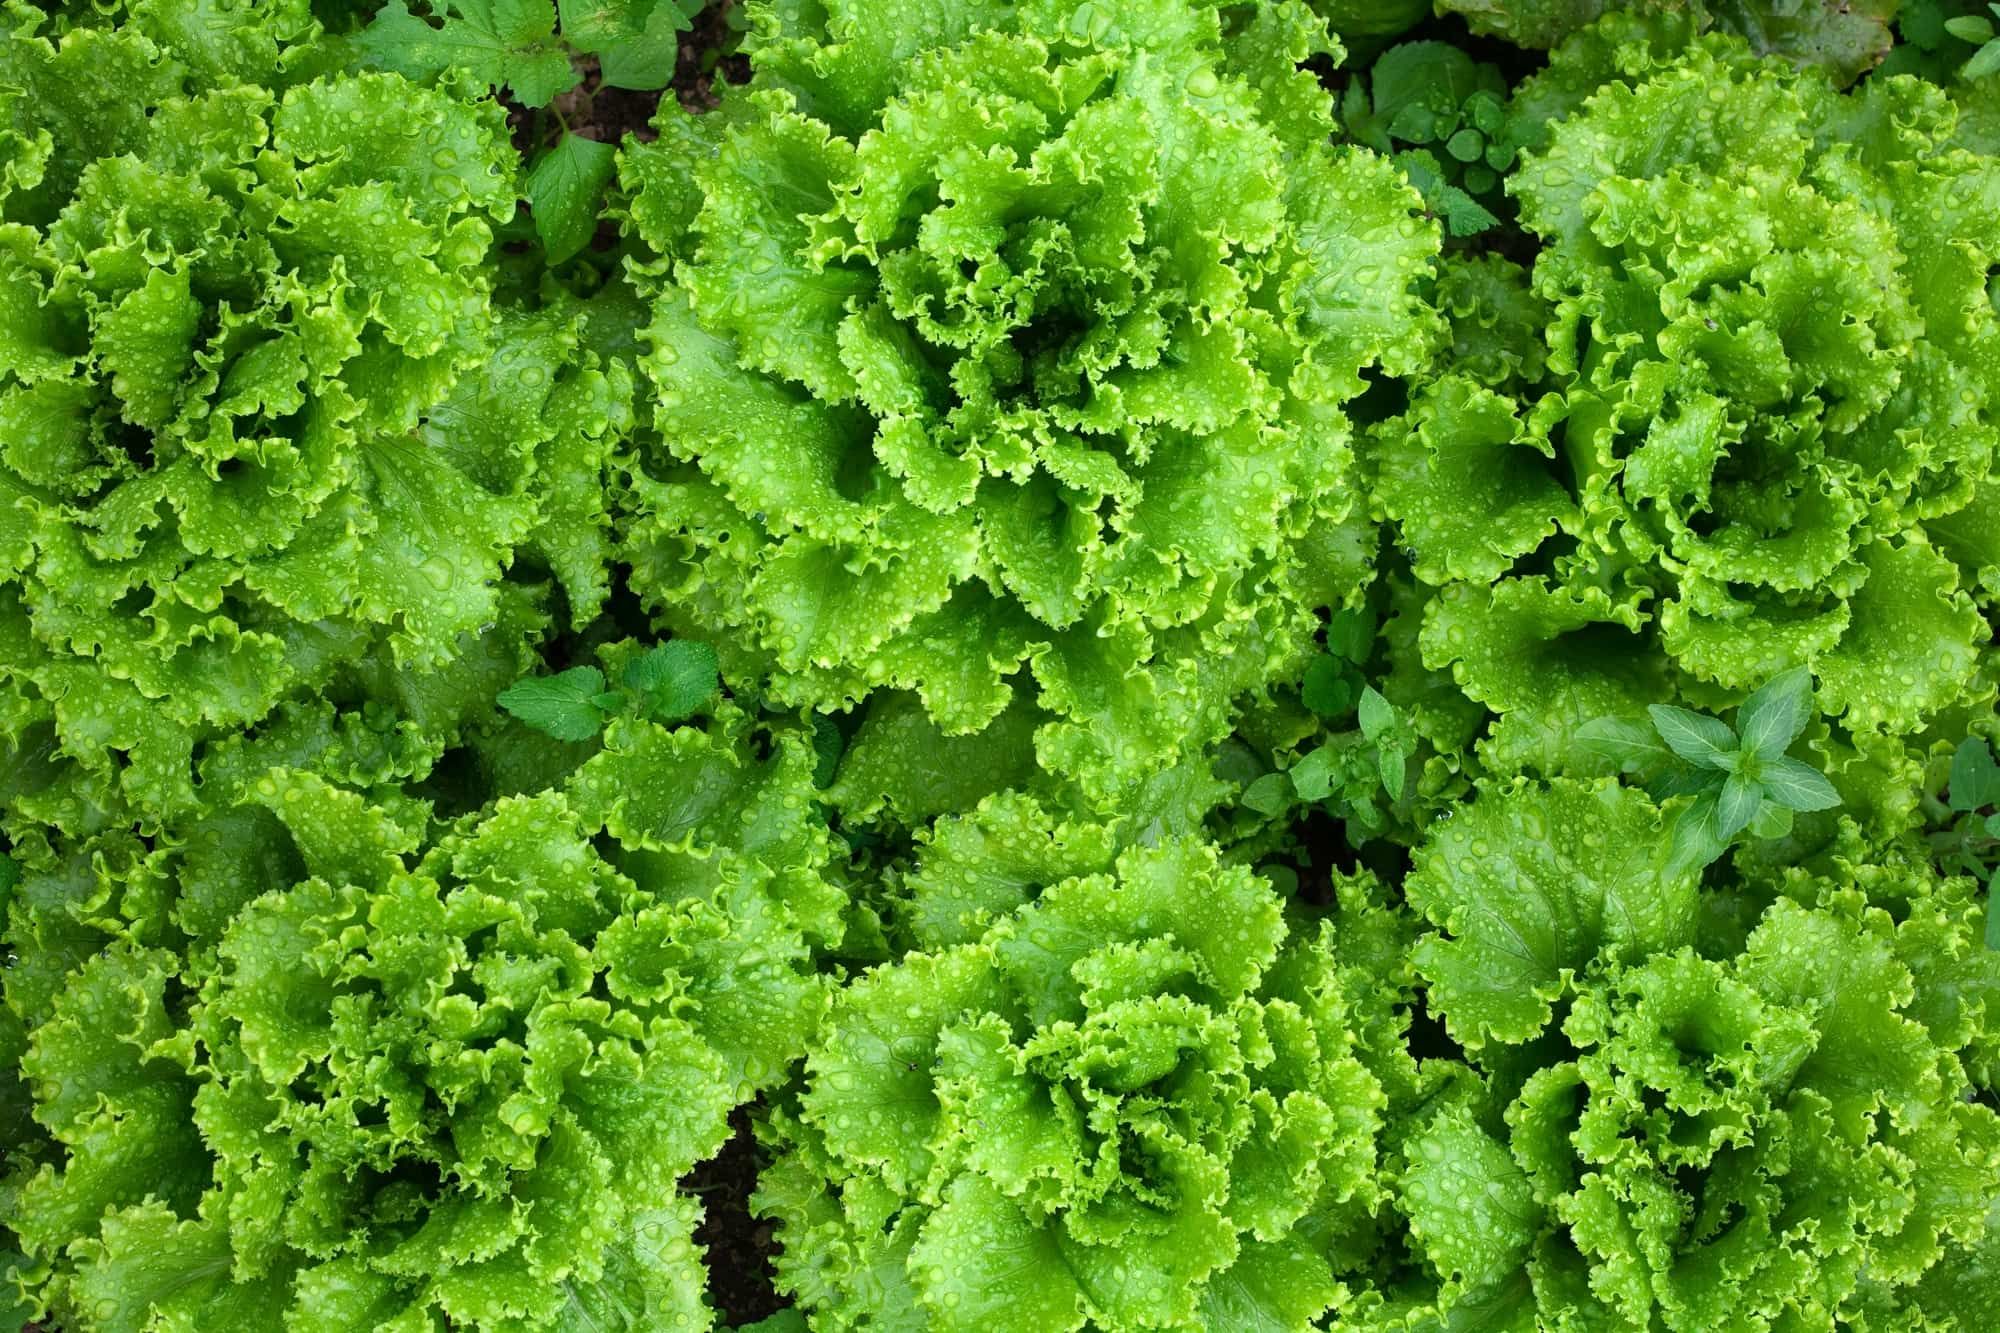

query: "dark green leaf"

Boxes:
[1377, 741, 1409, 802]
[1242, 772, 1294, 817]
[1432, 183, 1501, 237]
[1324, 608, 1375, 663]
[1648, 704, 1738, 770]
[1667, 792, 1731, 877]
[0, 852, 16, 915]
[1445, 127, 1485, 162]
[1949, 738, 2000, 812]
[597, 1, 691, 90]
[1301, 655, 1358, 718]
[497, 665, 609, 742]
[1717, 772, 1763, 840]
[1290, 748, 1339, 802]
[1734, 666, 1814, 759]
[526, 132, 618, 264]
[622, 639, 719, 722]
[811, 714, 844, 789]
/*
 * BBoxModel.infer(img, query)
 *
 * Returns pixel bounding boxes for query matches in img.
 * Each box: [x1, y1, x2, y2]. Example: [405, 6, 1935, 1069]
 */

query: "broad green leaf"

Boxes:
[527, 133, 618, 265]
[1734, 666, 1814, 759]
[1648, 705, 1739, 770]
[1290, 747, 1339, 802]
[1357, 686, 1396, 742]
[1758, 756, 1842, 813]
[1717, 771, 1762, 839]
[1954, 740, 2000, 813]
[498, 666, 610, 742]
[1241, 773, 1293, 817]
[1301, 654, 1357, 717]
[1575, 716, 1673, 773]
[1966, 40, 2000, 78]
[622, 640, 719, 723]
[1667, 791, 1732, 877]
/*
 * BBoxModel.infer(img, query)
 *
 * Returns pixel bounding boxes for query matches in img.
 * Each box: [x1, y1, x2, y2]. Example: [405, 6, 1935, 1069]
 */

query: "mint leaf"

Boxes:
[1576, 716, 1673, 773]
[1748, 801, 1795, 840]
[622, 640, 719, 722]
[1734, 666, 1814, 759]
[1950, 738, 2000, 813]
[1667, 791, 1732, 876]
[1648, 705, 1739, 770]
[1759, 756, 1842, 813]
[497, 665, 610, 741]
[1717, 772, 1763, 840]
[526, 132, 617, 264]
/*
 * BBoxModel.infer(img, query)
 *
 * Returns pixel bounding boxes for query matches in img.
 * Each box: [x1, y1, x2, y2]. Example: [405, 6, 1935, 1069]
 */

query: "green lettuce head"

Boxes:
[4, 705, 845, 1329]
[758, 836, 1388, 1331]
[619, 0, 1440, 802]
[1400, 896, 2000, 1330]
[0, 12, 635, 838]
[1375, 19, 1998, 773]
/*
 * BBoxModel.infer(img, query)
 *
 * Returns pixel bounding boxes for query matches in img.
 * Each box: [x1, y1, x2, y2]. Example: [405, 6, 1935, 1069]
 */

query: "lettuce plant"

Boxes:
[2, 4, 1998, 1330]
[1377, 19, 1998, 774]
[1401, 897, 2000, 1330]
[0, 9, 636, 845]
[5, 699, 844, 1329]
[617, 0, 1440, 802]
[757, 836, 1386, 1330]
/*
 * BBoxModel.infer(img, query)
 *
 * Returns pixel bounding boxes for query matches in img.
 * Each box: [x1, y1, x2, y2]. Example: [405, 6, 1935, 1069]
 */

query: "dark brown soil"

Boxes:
[672, 0, 752, 113]
[685, 1104, 790, 1325]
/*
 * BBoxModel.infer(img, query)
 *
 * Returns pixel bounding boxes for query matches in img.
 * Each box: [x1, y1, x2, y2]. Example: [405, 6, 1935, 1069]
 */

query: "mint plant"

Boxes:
[1581, 668, 1842, 874]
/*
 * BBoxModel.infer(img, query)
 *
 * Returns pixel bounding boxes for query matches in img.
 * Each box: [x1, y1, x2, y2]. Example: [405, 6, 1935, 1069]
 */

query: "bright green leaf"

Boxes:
[497, 665, 610, 742]
[526, 132, 617, 264]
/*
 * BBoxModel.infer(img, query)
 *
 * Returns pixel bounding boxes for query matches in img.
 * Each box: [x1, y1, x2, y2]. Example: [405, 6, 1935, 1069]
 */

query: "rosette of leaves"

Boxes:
[757, 837, 1388, 1331]
[0, 25, 636, 833]
[2, 701, 845, 1329]
[1398, 898, 2000, 1329]
[617, 0, 1441, 803]
[1341, 40, 1514, 237]
[1380, 21, 1997, 773]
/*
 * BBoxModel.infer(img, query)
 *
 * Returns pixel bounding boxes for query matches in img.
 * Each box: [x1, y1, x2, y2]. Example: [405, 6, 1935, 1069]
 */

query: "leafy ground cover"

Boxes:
[2, 1, 1998, 1330]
